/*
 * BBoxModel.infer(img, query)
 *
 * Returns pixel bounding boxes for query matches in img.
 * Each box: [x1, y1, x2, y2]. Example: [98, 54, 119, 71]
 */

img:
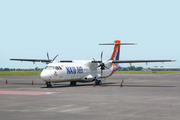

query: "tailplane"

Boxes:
[99, 40, 136, 61]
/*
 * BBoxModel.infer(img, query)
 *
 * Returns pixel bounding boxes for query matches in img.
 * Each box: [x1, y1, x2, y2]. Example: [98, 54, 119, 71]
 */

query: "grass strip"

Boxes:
[0, 71, 41, 75]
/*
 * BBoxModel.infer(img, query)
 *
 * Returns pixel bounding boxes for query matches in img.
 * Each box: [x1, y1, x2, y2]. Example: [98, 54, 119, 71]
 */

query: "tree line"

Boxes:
[0, 67, 43, 71]
[118, 66, 143, 71]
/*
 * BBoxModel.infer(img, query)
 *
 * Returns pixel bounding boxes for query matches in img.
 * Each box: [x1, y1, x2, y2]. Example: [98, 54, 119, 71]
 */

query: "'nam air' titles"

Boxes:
[65, 66, 83, 74]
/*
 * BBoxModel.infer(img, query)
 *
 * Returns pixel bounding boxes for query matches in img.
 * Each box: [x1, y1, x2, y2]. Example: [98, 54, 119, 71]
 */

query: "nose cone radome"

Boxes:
[40, 70, 52, 82]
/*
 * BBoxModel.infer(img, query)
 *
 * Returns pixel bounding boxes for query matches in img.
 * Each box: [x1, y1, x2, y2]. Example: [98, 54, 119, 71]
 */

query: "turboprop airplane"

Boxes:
[10, 40, 176, 87]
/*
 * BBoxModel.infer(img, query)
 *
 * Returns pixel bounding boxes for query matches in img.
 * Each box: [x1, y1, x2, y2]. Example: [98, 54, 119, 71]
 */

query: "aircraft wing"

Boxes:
[10, 59, 51, 64]
[112, 60, 176, 64]
[92, 60, 176, 64]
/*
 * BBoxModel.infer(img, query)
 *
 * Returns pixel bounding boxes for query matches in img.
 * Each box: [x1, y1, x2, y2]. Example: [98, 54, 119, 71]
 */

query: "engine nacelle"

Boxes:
[104, 61, 112, 69]
[83, 74, 94, 81]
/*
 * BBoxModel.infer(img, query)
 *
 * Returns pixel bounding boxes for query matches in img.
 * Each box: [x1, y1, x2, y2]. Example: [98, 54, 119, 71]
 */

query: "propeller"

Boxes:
[47, 52, 59, 63]
[53, 54, 59, 61]
[47, 52, 50, 60]
[92, 51, 110, 77]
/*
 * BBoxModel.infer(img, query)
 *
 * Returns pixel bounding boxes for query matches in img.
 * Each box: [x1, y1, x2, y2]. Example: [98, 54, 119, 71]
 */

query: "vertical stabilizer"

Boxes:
[110, 40, 121, 60]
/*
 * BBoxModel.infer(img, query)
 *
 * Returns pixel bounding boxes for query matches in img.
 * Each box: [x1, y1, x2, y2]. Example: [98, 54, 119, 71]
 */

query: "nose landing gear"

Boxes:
[46, 82, 52, 88]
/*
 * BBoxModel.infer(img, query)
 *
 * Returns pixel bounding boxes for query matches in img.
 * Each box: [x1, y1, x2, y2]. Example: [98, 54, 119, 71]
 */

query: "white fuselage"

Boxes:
[40, 60, 117, 83]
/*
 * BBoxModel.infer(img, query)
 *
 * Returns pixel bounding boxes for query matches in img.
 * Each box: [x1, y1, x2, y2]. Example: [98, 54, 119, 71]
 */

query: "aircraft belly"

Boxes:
[54, 72, 91, 83]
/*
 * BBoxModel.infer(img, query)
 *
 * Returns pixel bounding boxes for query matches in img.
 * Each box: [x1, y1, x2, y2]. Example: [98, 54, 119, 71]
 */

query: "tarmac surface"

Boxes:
[0, 74, 180, 120]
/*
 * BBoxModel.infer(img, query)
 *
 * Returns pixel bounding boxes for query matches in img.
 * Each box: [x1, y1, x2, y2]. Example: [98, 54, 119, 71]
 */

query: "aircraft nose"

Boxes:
[40, 70, 52, 82]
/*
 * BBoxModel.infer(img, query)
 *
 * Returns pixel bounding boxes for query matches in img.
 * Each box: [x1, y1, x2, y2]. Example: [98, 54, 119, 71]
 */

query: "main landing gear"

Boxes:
[46, 82, 52, 88]
[70, 81, 77, 86]
[95, 80, 102, 85]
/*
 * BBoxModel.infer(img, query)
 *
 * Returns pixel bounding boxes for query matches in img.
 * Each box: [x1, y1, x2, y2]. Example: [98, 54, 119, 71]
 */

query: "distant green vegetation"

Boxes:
[0, 67, 43, 71]
[0, 71, 41, 75]
[114, 71, 180, 74]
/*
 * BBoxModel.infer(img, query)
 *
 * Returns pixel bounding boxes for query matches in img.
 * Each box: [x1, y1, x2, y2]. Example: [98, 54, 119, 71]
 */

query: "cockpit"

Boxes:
[45, 66, 62, 70]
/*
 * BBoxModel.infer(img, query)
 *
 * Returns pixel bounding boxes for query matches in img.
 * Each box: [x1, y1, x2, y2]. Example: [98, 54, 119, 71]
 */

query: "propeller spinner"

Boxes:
[92, 51, 110, 77]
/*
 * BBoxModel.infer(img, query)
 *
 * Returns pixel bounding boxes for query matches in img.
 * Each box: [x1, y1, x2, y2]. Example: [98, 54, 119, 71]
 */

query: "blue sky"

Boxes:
[0, 0, 179, 69]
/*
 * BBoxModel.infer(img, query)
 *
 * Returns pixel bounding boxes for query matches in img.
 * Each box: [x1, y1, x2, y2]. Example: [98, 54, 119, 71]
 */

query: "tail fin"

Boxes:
[110, 40, 121, 60]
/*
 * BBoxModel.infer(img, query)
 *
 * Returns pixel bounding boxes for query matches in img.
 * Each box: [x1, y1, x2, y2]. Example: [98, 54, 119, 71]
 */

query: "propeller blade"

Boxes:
[91, 57, 98, 63]
[91, 57, 101, 70]
[53, 54, 59, 61]
[101, 69, 103, 77]
[104, 65, 110, 70]
[93, 64, 101, 70]
[101, 51, 103, 61]
[47, 52, 50, 60]
[92, 51, 110, 75]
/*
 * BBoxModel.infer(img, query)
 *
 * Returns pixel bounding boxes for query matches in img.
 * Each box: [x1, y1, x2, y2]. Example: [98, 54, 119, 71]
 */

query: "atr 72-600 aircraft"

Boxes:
[10, 40, 175, 87]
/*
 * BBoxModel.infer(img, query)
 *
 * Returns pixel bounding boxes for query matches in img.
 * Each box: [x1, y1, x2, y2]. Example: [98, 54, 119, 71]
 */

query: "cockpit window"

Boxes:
[55, 66, 62, 70]
[45, 66, 62, 70]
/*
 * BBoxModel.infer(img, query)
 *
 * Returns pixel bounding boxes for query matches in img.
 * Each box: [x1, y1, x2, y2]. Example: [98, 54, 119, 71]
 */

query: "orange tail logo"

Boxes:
[110, 40, 120, 60]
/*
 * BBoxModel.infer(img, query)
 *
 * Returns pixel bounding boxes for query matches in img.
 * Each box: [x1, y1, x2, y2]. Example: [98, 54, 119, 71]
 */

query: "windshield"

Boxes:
[45, 66, 62, 70]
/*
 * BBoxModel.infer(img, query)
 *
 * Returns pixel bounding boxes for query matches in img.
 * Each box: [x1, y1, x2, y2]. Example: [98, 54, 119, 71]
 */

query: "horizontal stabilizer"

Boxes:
[99, 43, 137, 45]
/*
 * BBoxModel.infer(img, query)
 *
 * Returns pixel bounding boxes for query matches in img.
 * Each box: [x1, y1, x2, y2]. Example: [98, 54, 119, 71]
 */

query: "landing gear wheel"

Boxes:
[46, 82, 52, 88]
[95, 80, 102, 85]
[70, 81, 77, 86]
